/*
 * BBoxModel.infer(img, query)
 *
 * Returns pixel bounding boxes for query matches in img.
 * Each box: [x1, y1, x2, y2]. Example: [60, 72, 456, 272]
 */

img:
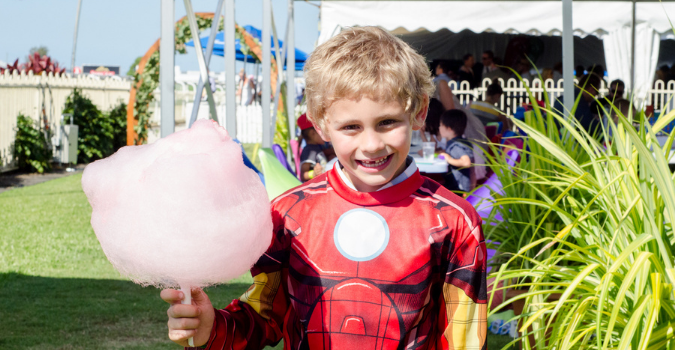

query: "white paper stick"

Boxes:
[180, 285, 194, 347]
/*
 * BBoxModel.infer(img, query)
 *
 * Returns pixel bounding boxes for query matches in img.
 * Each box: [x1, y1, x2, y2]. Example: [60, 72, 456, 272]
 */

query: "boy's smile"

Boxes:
[315, 96, 427, 192]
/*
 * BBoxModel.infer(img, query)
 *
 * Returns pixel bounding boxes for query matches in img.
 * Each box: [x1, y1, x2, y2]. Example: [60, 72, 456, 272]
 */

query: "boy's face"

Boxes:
[438, 124, 455, 140]
[315, 96, 427, 192]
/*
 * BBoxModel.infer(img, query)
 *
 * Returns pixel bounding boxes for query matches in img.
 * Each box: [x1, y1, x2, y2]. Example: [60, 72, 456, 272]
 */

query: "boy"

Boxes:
[438, 109, 474, 193]
[161, 27, 487, 350]
[298, 113, 328, 182]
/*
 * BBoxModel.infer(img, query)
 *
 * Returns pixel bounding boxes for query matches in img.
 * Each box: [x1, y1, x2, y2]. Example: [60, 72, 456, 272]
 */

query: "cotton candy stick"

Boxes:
[181, 285, 194, 347]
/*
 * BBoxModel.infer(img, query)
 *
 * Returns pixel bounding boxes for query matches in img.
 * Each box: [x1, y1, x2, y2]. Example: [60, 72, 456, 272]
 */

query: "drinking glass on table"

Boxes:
[422, 142, 435, 161]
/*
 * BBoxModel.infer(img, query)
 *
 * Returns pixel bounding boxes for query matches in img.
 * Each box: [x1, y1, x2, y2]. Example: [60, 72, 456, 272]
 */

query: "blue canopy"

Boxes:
[186, 25, 308, 71]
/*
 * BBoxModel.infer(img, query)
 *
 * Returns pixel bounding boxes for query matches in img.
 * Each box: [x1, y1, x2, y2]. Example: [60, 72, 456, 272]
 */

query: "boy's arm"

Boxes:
[439, 215, 487, 349]
[201, 209, 291, 350]
[440, 153, 472, 168]
[301, 162, 314, 181]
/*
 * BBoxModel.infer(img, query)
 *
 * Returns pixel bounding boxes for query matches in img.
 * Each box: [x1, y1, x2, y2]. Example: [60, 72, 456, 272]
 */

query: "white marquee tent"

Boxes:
[319, 1, 675, 100]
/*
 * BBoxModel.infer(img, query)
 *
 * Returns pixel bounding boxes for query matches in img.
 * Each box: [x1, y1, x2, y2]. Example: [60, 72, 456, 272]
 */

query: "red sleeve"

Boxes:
[438, 206, 487, 350]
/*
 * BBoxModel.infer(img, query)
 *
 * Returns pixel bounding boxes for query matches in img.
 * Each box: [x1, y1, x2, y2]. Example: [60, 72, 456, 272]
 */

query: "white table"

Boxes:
[412, 155, 449, 173]
[409, 143, 449, 173]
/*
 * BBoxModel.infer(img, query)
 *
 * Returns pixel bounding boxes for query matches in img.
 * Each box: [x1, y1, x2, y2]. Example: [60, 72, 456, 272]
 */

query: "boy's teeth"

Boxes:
[361, 156, 389, 168]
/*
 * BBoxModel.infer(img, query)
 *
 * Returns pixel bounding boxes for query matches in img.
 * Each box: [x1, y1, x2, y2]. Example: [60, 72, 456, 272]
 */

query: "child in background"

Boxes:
[161, 26, 486, 350]
[438, 109, 474, 192]
[297, 113, 329, 182]
[419, 97, 445, 147]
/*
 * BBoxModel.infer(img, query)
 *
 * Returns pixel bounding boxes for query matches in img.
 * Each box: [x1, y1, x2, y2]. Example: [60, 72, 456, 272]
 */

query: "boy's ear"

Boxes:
[412, 95, 429, 131]
[315, 126, 331, 142]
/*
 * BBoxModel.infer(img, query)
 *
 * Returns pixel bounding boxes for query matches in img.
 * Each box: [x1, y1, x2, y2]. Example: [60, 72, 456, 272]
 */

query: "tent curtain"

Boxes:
[604, 23, 660, 100]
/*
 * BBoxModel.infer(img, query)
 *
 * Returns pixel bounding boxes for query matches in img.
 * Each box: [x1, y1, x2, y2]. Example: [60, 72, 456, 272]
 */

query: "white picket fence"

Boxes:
[0, 70, 131, 170]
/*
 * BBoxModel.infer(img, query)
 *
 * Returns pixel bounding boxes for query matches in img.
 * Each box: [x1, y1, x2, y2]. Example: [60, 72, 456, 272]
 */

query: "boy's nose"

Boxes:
[361, 129, 385, 154]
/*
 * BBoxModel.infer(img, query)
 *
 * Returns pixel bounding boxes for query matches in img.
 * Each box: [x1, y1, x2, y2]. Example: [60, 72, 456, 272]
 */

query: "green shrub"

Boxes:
[107, 102, 127, 152]
[13, 113, 52, 173]
[62, 89, 114, 164]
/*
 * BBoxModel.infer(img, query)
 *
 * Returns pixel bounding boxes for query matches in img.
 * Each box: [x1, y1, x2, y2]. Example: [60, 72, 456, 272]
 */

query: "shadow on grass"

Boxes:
[0, 272, 276, 350]
[0, 273, 512, 349]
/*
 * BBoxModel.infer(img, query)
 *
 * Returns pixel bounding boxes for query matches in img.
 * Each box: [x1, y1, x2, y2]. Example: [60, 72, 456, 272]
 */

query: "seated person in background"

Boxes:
[437, 109, 475, 192]
[470, 82, 512, 130]
[591, 79, 626, 118]
[602, 98, 636, 138]
[554, 73, 603, 137]
[432, 60, 456, 110]
[297, 113, 329, 182]
[419, 98, 445, 146]
[481, 50, 510, 82]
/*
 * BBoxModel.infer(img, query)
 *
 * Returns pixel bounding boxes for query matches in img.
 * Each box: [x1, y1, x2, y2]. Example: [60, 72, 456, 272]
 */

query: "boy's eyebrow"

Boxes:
[332, 114, 406, 125]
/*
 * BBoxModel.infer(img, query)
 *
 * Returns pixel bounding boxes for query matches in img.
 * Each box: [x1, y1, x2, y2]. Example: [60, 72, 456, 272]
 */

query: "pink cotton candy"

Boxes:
[82, 120, 273, 289]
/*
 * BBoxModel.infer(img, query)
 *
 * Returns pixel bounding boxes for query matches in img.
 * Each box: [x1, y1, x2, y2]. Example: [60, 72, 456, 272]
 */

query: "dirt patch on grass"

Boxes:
[0, 164, 86, 194]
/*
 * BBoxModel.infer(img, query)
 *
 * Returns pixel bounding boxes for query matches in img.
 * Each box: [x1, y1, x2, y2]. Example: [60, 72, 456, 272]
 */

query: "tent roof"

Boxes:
[186, 25, 309, 70]
[318, 1, 675, 44]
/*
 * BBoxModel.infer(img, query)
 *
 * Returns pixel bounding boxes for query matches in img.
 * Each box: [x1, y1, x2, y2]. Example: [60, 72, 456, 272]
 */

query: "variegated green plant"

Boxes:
[484, 86, 675, 348]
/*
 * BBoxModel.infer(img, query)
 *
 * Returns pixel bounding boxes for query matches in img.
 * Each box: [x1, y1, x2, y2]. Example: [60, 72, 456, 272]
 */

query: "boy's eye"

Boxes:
[342, 124, 360, 130]
[380, 119, 398, 126]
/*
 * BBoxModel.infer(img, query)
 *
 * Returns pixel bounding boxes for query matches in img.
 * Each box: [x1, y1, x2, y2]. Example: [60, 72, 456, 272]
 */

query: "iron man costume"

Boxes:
[198, 166, 487, 350]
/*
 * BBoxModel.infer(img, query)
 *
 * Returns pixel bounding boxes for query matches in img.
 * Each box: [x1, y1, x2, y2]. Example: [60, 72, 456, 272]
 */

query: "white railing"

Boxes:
[0, 70, 131, 170]
[451, 78, 675, 116]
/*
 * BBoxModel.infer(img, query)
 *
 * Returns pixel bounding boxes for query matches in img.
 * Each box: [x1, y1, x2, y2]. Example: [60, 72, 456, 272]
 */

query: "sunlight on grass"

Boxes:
[0, 173, 510, 349]
[0, 174, 271, 349]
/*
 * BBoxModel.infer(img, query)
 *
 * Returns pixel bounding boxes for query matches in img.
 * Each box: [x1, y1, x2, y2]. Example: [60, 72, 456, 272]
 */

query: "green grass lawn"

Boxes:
[0, 173, 514, 349]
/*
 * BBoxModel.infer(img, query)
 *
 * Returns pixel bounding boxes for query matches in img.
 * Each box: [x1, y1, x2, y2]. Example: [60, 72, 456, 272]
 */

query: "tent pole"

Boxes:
[225, 0, 236, 137]
[184, 0, 218, 122]
[160, 0, 175, 138]
[630, 0, 636, 95]
[70, 0, 83, 74]
[262, 0, 272, 148]
[562, 0, 574, 118]
[188, 0, 225, 128]
[286, 0, 296, 161]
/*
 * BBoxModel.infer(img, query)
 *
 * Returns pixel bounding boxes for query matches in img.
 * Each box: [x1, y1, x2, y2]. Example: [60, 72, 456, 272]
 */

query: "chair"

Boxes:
[272, 144, 296, 177]
[258, 148, 302, 200]
[486, 121, 502, 134]
[502, 137, 524, 151]
[485, 125, 498, 140]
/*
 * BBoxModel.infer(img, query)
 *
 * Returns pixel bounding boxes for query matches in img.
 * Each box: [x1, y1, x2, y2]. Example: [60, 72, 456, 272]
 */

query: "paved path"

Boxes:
[0, 164, 86, 194]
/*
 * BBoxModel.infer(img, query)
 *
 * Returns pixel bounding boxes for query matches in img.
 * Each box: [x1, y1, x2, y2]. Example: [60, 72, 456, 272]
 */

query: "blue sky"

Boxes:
[0, 0, 320, 75]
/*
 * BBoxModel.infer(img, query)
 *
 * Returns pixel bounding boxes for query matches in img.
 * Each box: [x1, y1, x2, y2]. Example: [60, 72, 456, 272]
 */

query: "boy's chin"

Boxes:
[351, 173, 393, 191]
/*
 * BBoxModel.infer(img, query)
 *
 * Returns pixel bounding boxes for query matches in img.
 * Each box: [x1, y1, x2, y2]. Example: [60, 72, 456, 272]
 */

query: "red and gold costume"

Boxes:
[201, 166, 487, 350]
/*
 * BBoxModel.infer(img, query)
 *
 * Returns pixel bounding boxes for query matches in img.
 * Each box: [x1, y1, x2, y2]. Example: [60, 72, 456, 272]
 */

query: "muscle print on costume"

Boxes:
[201, 167, 487, 350]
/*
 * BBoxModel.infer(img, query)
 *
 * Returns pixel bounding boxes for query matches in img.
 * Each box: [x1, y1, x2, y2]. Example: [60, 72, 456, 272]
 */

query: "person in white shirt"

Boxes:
[236, 69, 255, 106]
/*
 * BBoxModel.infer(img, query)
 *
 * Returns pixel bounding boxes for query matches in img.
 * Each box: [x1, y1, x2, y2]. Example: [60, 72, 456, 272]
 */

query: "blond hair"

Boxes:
[303, 26, 434, 131]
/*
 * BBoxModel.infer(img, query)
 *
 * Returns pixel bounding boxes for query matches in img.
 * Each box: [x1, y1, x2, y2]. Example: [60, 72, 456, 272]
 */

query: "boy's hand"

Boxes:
[314, 163, 324, 176]
[161, 288, 215, 347]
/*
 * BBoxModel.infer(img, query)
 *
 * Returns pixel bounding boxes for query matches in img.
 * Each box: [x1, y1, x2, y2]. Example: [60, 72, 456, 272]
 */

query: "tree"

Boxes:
[126, 56, 142, 77]
[26, 46, 48, 62]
